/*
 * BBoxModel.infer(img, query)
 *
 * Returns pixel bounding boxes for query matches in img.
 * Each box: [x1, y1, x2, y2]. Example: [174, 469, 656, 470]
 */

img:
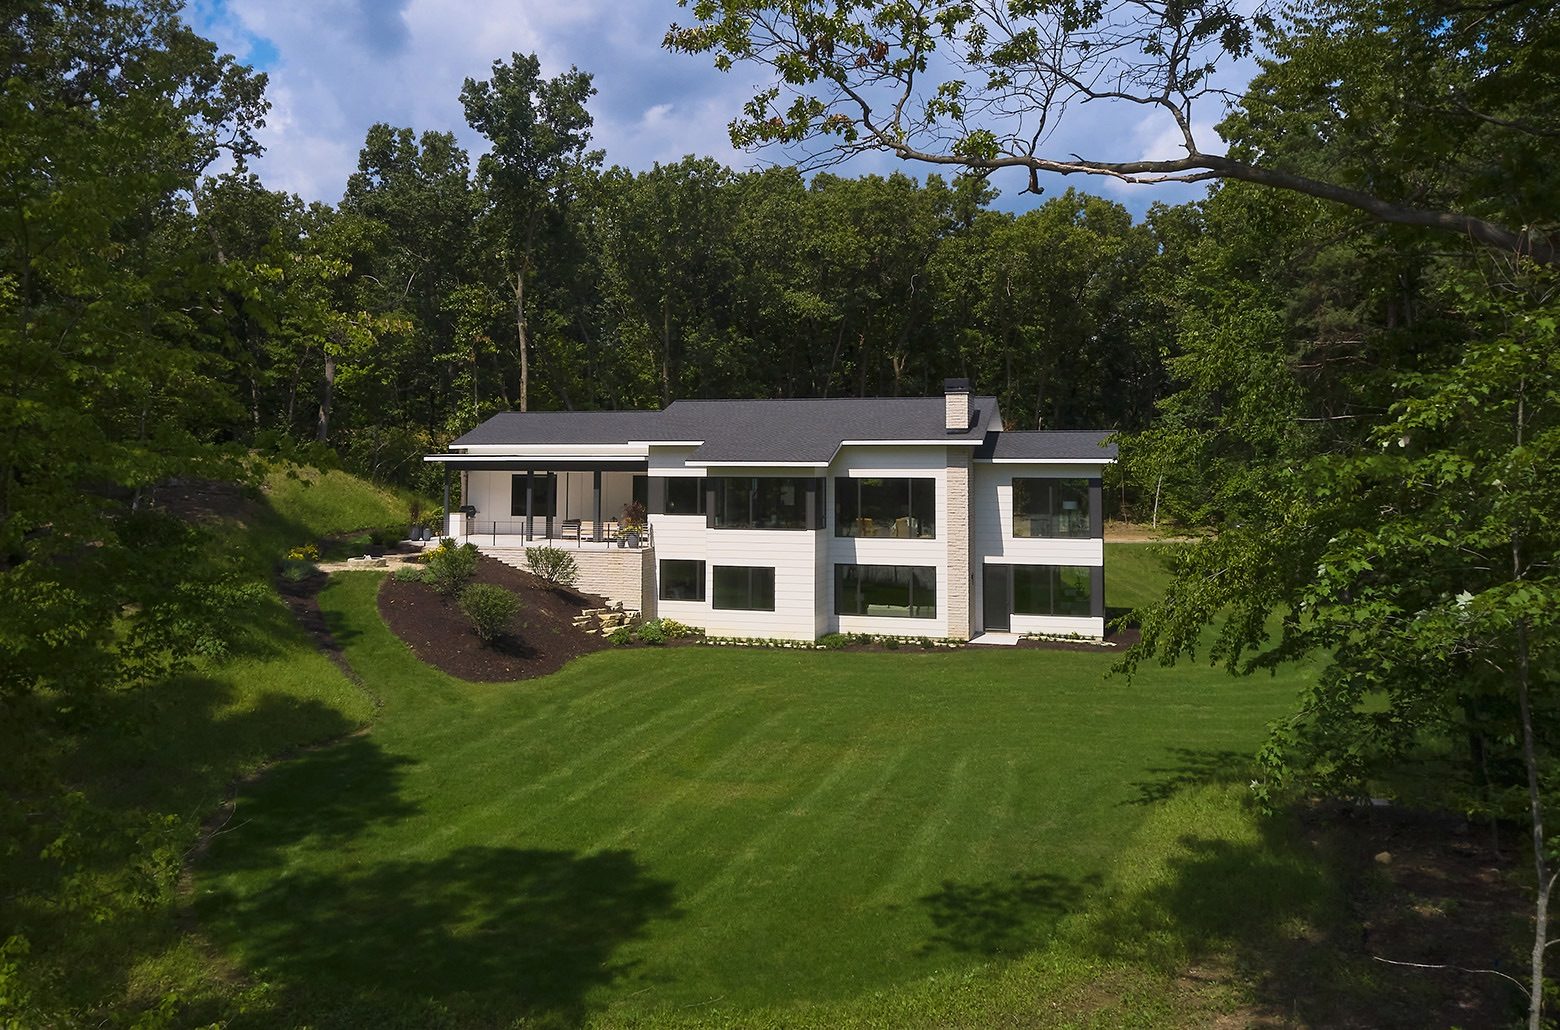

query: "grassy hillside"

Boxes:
[4, 464, 406, 1025]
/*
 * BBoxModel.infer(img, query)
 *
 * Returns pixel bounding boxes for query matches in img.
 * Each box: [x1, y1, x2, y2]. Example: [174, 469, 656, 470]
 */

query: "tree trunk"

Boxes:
[316, 351, 335, 443]
[514, 269, 529, 413]
[661, 293, 672, 408]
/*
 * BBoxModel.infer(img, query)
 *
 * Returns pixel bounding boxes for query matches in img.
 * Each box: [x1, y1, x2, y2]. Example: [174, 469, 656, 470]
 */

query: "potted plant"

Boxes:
[620, 500, 647, 548]
[409, 499, 425, 541]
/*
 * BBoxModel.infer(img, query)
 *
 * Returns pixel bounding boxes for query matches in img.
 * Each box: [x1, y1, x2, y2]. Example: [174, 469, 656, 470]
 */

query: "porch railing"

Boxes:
[457, 517, 652, 550]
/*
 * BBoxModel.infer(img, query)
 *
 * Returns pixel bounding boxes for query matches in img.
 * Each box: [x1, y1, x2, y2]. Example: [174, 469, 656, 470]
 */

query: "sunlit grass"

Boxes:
[194, 549, 1327, 1026]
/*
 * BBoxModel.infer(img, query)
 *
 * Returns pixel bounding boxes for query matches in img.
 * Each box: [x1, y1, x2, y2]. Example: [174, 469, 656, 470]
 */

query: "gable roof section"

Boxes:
[449, 396, 999, 464]
[979, 429, 1118, 461]
[450, 410, 667, 447]
[669, 397, 994, 464]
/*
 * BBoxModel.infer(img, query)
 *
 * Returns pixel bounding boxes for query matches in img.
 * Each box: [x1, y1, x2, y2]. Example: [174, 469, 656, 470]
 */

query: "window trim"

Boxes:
[1010, 477, 1092, 539]
[834, 476, 937, 539]
[711, 565, 777, 611]
[833, 563, 938, 620]
[1009, 564, 1095, 618]
[657, 558, 706, 602]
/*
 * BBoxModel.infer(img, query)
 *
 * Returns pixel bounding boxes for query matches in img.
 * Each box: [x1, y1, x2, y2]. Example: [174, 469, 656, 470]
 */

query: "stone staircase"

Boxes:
[572, 605, 635, 636]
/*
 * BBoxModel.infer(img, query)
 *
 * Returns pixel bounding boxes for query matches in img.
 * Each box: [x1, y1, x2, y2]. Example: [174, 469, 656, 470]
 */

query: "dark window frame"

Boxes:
[1011, 478, 1091, 539]
[510, 473, 556, 517]
[834, 477, 936, 539]
[657, 559, 706, 602]
[658, 477, 707, 516]
[1010, 564, 1094, 617]
[834, 563, 937, 619]
[709, 476, 814, 531]
[711, 565, 777, 611]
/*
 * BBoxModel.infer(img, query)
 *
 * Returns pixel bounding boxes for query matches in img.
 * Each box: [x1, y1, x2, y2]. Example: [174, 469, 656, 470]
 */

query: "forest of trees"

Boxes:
[3, 0, 1557, 1023]
[196, 139, 1188, 495]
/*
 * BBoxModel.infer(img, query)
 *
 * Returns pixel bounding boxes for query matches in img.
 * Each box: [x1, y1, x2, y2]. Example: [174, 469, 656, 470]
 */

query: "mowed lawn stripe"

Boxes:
[196, 550, 1309, 1019]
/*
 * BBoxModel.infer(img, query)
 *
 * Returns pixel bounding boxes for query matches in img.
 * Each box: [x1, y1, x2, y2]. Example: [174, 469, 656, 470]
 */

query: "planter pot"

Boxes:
[624, 531, 641, 549]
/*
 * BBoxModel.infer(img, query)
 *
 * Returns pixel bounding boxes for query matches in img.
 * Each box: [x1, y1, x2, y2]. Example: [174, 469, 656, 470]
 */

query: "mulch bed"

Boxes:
[378, 556, 609, 682]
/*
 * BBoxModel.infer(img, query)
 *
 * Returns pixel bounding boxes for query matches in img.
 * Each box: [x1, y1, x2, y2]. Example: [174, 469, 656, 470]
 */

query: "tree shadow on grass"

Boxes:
[1125, 747, 1250, 806]
[917, 871, 1102, 957]
[203, 846, 680, 1027]
[201, 733, 422, 872]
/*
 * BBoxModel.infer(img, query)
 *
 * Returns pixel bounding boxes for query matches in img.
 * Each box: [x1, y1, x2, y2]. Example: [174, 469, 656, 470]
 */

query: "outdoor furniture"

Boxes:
[561, 518, 582, 543]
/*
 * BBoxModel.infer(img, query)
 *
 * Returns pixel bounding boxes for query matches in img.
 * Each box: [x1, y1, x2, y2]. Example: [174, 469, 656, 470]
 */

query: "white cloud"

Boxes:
[191, 0, 1258, 217]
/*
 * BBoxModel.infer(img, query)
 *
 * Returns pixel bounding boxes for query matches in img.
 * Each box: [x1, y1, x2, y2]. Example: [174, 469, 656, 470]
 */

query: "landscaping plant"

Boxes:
[524, 546, 578, 589]
[457, 583, 521, 644]
[425, 539, 479, 596]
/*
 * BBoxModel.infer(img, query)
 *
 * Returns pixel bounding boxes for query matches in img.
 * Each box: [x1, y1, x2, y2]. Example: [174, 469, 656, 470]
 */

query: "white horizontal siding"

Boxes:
[700, 529, 820, 640]
[1010, 614, 1106, 638]
[972, 462, 1107, 566]
[647, 445, 702, 474]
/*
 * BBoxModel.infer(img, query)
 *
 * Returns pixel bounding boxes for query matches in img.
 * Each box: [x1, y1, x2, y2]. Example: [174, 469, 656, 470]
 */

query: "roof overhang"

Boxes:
[423, 455, 649, 472]
[975, 456, 1117, 465]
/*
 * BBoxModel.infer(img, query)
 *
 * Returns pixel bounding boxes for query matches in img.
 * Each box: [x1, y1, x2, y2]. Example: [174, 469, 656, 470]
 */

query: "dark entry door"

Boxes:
[983, 564, 1010, 632]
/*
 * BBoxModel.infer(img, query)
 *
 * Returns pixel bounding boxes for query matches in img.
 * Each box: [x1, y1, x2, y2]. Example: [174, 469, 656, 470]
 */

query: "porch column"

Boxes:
[545, 473, 555, 539]
[525, 470, 535, 542]
[593, 469, 603, 542]
[442, 465, 450, 536]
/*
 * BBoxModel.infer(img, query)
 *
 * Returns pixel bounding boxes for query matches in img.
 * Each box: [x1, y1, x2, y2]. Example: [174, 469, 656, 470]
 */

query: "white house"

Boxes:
[424, 380, 1117, 642]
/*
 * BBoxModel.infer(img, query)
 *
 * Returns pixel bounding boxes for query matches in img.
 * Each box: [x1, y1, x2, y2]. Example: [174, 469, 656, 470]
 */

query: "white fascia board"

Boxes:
[451, 443, 649, 456]
[638, 440, 706, 447]
[975, 456, 1114, 462]
[838, 439, 982, 447]
[423, 454, 646, 464]
[697, 460, 831, 469]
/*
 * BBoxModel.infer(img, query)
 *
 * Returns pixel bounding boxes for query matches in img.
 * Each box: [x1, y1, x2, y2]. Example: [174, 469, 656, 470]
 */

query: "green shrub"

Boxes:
[918, 636, 936, 650]
[458, 583, 520, 644]
[425, 539, 479, 596]
[392, 565, 425, 584]
[524, 546, 578, 589]
[636, 619, 667, 645]
[608, 626, 634, 645]
[819, 632, 850, 650]
[279, 558, 316, 584]
[657, 618, 701, 639]
[882, 636, 900, 650]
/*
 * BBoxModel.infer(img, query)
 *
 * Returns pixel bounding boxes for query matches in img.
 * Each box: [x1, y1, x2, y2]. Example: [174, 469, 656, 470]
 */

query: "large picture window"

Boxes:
[711, 477, 811, 530]
[712, 566, 776, 610]
[1011, 478, 1091, 538]
[510, 474, 555, 517]
[1011, 565, 1093, 617]
[658, 559, 706, 602]
[834, 477, 935, 538]
[834, 564, 936, 619]
[663, 477, 706, 515]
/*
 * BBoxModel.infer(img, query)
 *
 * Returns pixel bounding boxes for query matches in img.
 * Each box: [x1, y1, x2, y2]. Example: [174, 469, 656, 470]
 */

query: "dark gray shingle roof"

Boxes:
[451, 411, 667, 447]
[981, 430, 1118, 460]
[668, 396, 995, 463]
[448, 398, 1114, 464]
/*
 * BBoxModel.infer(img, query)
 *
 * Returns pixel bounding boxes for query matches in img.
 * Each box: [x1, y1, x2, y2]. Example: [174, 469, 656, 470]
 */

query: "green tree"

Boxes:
[460, 52, 601, 411]
[666, 0, 1558, 262]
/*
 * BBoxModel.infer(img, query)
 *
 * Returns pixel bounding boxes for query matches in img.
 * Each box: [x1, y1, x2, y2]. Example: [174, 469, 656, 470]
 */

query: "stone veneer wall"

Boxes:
[944, 451, 972, 640]
[484, 546, 650, 612]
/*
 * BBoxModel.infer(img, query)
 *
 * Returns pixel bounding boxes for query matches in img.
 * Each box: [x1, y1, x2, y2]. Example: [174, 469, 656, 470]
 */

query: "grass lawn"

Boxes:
[192, 544, 1329, 1027]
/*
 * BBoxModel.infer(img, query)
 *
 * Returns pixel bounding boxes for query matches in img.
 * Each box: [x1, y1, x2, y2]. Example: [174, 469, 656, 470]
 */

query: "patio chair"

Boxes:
[561, 518, 582, 544]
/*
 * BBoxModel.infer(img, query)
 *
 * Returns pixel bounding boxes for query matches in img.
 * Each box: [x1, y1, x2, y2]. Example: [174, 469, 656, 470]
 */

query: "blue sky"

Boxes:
[188, 0, 1257, 218]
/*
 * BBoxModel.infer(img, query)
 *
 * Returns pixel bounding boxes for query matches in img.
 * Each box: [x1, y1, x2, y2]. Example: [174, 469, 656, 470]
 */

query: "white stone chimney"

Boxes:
[944, 378, 971, 432]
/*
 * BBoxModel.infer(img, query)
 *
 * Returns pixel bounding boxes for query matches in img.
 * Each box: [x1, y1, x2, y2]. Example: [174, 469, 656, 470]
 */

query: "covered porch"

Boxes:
[425, 456, 652, 550]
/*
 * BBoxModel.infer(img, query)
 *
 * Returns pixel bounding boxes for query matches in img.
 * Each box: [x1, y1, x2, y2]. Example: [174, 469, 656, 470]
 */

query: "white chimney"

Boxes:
[944, 378, 971, 432]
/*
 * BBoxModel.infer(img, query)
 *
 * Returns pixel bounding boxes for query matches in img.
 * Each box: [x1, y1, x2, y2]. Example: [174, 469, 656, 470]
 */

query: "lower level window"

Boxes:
[659, 559, 705, 602]
[712, 565, 775, 611]
[835, 564, 936, 619]
[1011, 565, 1093, 617]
